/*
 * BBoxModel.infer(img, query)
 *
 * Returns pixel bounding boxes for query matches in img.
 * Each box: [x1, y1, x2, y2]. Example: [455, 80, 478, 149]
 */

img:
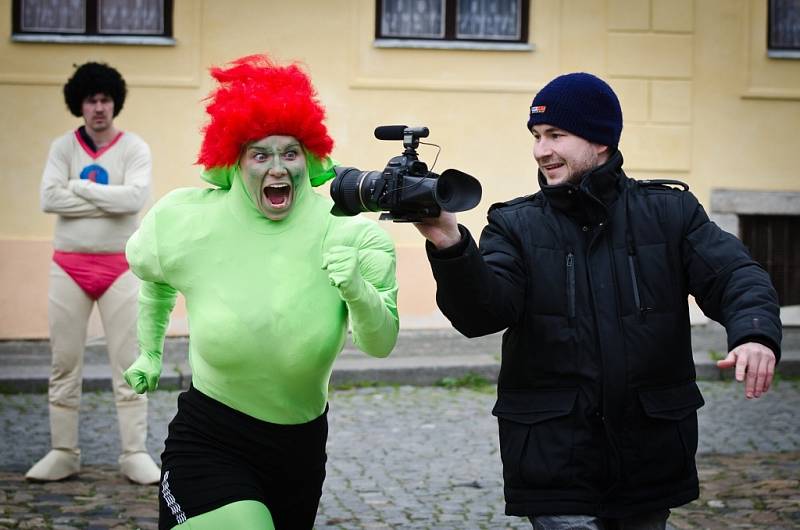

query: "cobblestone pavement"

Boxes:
[1, 380, 798, 529]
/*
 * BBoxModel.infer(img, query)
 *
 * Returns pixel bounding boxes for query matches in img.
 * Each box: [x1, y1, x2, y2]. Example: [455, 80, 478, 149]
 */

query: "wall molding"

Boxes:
[0, 72, 200, 88]
[710, 188, 800, 236]
[348, 76, 539, 93]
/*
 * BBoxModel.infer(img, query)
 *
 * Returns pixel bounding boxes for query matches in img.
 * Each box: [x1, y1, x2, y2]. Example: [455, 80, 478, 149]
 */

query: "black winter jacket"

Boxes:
[426, 151, 781, 517]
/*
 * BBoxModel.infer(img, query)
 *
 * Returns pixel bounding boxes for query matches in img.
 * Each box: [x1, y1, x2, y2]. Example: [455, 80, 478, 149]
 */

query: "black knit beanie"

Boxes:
[526, 72, 623, 148]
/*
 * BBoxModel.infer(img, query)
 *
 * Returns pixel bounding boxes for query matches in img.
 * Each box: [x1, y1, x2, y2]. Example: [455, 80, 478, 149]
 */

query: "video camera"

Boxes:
[329, 125, 482, 222]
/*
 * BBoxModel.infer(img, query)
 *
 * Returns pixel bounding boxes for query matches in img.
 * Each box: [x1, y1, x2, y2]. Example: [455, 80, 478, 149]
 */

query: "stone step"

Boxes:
[1, 328, 797, 393]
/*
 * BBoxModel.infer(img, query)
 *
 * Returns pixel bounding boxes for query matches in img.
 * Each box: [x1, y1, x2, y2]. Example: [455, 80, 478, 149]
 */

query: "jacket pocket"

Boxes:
[492, 388, 578, 489]
[627, 381, 705, 488]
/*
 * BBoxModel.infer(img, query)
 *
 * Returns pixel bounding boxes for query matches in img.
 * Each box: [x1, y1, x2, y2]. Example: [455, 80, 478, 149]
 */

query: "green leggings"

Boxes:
[173, 500, 274, 529]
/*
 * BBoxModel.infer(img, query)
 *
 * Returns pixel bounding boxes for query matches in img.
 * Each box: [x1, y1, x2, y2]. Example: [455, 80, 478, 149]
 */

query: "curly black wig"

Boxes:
[63, 62, 127, 118]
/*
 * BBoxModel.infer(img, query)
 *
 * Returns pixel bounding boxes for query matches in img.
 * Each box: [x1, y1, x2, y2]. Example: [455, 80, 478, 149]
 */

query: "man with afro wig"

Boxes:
[30, 62, 160, 485]
[122, 54, 399, 529]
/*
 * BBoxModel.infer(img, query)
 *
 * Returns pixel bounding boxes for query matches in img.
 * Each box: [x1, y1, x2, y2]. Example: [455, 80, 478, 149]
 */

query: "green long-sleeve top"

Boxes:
[126, 168, 399, 424]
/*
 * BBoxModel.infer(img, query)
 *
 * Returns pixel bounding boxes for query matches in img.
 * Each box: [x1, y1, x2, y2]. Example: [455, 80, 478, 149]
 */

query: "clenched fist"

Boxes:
[322, 245, 366, 302]
[123, 351, 163, 394]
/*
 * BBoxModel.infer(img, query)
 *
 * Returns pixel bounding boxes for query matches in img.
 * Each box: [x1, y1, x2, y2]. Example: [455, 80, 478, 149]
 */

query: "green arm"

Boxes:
[322, 226, 399, 358]
[123, 280, 178, 393]
[123, 201, 179, 392]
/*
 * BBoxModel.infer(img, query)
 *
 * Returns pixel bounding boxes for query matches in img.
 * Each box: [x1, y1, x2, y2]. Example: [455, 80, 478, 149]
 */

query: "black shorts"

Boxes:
[158, 385, 328, 530]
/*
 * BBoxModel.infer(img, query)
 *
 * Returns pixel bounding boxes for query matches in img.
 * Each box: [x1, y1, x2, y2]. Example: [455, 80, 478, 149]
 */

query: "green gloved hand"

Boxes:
[123, 351, 162, 394]
[322, 245, 367, 302]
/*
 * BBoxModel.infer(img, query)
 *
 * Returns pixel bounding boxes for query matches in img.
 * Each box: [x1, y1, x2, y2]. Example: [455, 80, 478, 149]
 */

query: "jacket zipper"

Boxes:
[626, 241, 645, 321]
[566, 251, 576, 325]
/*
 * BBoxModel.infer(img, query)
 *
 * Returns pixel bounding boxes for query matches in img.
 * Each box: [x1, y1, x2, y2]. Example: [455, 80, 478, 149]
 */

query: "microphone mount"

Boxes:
[374, 125, 430, 150]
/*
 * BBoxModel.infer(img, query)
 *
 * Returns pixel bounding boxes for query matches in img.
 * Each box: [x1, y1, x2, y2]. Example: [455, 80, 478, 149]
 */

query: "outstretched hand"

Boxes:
[716, 342, 776, 399]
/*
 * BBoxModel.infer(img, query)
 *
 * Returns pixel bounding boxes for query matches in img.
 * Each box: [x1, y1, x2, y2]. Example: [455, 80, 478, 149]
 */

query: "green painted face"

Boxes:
[239, 135, 308, 221]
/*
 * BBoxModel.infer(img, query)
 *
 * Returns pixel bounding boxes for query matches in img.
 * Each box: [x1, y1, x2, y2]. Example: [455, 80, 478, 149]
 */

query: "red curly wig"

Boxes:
[197, 54, 334, 170]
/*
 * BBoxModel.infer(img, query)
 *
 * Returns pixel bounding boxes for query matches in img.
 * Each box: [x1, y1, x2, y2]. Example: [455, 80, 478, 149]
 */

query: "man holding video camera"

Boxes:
[413, 72, 781, 529]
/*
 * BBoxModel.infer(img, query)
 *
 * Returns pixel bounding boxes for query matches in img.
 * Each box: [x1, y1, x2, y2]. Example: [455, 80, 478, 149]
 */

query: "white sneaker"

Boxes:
[119, 451, 161, 485]
[25, 449, 80, 481]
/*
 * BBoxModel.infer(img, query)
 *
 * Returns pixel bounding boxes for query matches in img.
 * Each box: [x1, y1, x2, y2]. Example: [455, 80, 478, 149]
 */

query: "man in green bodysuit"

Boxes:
[123, 54, 399, 529]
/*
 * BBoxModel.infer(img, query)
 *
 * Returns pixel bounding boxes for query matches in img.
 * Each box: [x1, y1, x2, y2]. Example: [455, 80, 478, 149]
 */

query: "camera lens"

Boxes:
[330, 167, 382, 216]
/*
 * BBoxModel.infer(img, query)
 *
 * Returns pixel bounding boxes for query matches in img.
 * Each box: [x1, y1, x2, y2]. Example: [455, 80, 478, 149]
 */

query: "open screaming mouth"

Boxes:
[263, 183, 291, 207]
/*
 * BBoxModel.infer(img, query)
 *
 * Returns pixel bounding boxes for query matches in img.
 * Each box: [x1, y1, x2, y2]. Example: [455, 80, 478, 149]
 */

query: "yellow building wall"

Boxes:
[0, 0, 798, 339]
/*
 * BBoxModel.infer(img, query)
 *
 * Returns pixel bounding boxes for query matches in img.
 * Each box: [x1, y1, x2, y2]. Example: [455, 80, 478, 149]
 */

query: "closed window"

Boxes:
[12, 0, 173, 43]
[376, 0, 528, 44]
[768, 0, 800, 56]
[740, 215, 800, 306]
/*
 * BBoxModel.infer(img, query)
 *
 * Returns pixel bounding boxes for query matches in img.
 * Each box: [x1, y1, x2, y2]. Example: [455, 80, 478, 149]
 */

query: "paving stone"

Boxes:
[1, 382, 799, 528]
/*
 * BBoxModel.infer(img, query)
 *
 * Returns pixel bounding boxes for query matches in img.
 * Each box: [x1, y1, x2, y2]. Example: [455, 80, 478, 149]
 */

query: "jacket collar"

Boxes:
[539, 150, 625, 224]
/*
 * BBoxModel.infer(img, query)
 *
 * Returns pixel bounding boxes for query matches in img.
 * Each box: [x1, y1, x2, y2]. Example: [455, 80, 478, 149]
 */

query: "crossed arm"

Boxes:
[40, 138, 151, 216]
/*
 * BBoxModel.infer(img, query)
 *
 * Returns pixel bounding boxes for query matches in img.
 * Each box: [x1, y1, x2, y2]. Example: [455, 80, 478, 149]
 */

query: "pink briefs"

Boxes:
[53, 251, 130, 300]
